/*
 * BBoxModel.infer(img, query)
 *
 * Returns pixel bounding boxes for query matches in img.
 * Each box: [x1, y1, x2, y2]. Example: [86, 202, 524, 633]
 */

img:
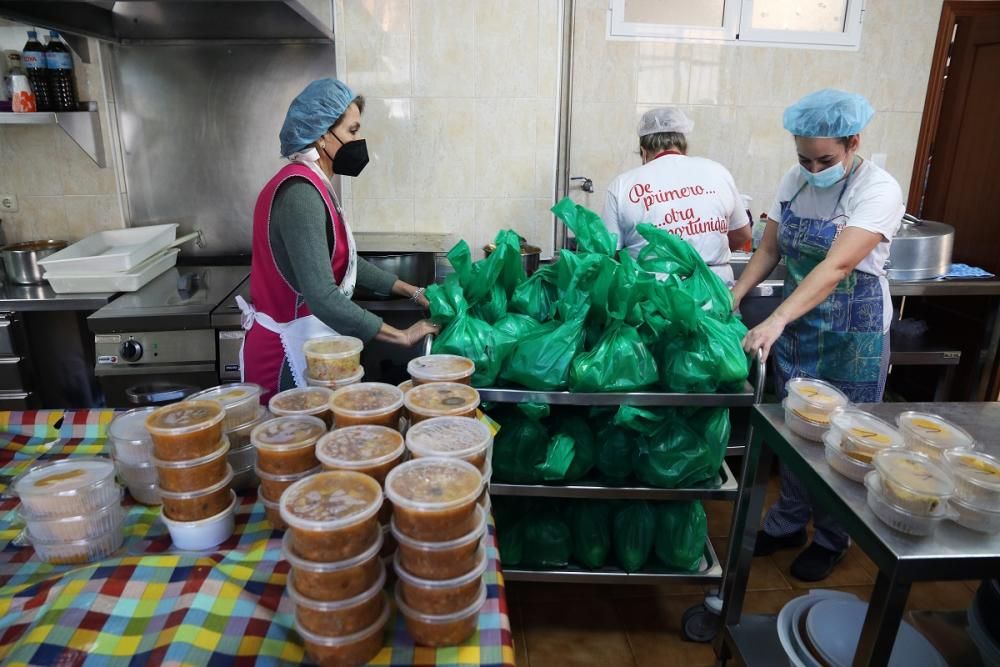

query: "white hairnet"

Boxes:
[638, 107, 694, 137]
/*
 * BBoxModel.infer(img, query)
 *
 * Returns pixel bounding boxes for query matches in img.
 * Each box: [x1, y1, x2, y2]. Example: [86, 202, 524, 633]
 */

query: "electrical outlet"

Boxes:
[0, 195, 17, 213]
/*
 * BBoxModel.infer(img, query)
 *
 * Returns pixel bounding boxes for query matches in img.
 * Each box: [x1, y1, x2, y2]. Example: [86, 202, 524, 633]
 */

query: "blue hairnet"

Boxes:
[783, 89, 874, 138]
[279, 78, 356, 156]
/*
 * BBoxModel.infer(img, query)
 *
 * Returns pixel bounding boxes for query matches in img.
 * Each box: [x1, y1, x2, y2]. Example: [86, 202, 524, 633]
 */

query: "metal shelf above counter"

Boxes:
[478, 384, 755, 407]
[490, 460, 738, 501]
[0, 105, 105, 167]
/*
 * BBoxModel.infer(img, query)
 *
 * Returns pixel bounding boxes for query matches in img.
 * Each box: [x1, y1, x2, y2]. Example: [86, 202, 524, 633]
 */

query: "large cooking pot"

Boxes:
[886, 214, 954, 281]
[354, 252, 435, 300]
[1, 240, 68, 285]
[483, 236, 541, 276]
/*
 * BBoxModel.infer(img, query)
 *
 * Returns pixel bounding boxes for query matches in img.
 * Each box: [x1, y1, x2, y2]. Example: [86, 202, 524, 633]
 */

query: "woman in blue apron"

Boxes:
[731, 89, 904, 581]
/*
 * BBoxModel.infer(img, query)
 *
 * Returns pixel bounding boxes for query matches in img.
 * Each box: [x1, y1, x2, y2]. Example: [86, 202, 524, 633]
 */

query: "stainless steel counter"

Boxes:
[0, 284, 117, 312]
[744, 277, 1000, 298]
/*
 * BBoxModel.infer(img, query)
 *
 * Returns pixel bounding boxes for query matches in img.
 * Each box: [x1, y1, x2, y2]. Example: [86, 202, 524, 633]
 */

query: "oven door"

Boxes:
[96, 363, 219, 408]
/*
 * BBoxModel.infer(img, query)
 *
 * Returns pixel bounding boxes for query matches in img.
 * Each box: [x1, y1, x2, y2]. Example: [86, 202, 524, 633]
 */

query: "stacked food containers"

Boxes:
[407, 355, 476, 387]
[865, 449, 955, 536]
[943, 448, 1000, 533]
[280, 471, 389, 665]
[253, 415, 327, 529]
[329, 383, 405, 429]
[824, 409, 903, 483]
[14, 457, 125, 563]
[108, 407, 160, 505]
[146, 401, 236, 549]
[270, 387, 334, 428]
[188, 383, 267, 491]
[303, 336, 365, 389]
[782, 378, 849, 441]
[404, 383, 481, 425]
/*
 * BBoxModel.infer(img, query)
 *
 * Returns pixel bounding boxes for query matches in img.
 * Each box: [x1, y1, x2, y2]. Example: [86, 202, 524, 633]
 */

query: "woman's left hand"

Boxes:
[413, 289, 430, 309]
[742, 314, 787, 362]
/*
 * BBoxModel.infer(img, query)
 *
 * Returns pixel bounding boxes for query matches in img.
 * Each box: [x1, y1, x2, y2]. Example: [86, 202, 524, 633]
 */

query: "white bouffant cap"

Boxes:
[638, 107, 694, 137]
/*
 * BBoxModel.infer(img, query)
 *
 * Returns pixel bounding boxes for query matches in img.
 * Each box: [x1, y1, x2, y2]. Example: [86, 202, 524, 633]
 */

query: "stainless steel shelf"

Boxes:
[478, 385, 755, 407]
[889, 336, 962, 366]
[490, 461, 737, 500]
[723, 615, 786, 666]
[0, 106, 105, 167]
[502, 537, 722, 584]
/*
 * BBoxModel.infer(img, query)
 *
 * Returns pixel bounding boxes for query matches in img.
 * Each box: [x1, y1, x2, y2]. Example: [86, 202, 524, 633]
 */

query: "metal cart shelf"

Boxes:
[479, 384, 755, 407]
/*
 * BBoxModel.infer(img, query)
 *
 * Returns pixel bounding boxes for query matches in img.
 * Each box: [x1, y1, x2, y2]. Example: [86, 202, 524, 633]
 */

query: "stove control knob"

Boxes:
[120, 339, 143, 363]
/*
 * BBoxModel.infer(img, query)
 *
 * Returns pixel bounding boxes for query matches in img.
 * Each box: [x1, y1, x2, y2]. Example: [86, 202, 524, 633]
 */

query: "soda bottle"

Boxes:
[21, 30, 51, 111]
[45, 31, 78, 111]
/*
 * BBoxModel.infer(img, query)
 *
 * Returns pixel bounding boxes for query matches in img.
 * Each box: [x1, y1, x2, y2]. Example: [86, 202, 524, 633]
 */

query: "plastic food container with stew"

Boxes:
[161, 490, 237, 550]
[407, 355, 476, 386]
[897, 411, 976, 461]
[303, 336, 363, 382]
[385, 458, 482, 542]
[864, 471, 951, 536]
[829, 409, 903, 464]
[282, 529, 383, 602]
[950, 495, 1000, 534]
[251, 415, 326, 475]
[823, 431, 872, 484]
[404, 383, 480, 425]
[873, 449, 954, 515]
[225, 406, 270, 449]
[259, 486, 287, 529]
[288, 567, 387, 637]
[392, 504, 486, 580]
[29, 524, 125, 564]
[295, 597, 389, 667]
[13, 457, 119, 518]
[395, 544, 487, 615]
[187, 383, 264, 430]
[330, 383, 404, 429]
[943, 449, 1000, 510]
[269, 387, 334, 428]
[316, 425, 405, 484]
[307, 366, 365, 389]
[280, 470, 383, 562]
[20, 492, 125, 542]
[152, 437, 231, 492]
[159, 464, 234, 522]
[394, 579, 486, 646]
[406, 417, 492, 473]
[146, 400, 225, 461]
[108, 406, 156, 465]
[256, 464, 320, 501]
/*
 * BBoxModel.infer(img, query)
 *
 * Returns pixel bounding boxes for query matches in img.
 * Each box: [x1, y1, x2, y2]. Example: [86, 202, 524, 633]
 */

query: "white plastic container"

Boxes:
[45, 249, 180, 294]
[784, 378, 848, 418]
[406, 416, 493, 473]
[943, 449, 1000, 511]
[950, 495, 1000, 534]
[896, 411, 976, 461]
[108, 407, 156, 465]
[38, 223, 178, 275]
[13, 457, 119, 518]
[29, 524, 125, 564]
[394, 579, 486, 647]
[407, 355, 476, 386]
[187, 383, 264, 431]
[302, 336, 363, 382]
[873, 448, 955, 515]
[782, 399, 828, 442]
[20, 492, 125, 542]
[829, 409, 903, 464]
[116, 458, 159, 487]
[823, 431, 872, 484]
[864, 471, 951, 536]
[160, 490, 237, 550]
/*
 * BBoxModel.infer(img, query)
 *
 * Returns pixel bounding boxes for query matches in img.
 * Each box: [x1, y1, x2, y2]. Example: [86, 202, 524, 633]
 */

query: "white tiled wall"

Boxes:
[567, 0, 942, 219]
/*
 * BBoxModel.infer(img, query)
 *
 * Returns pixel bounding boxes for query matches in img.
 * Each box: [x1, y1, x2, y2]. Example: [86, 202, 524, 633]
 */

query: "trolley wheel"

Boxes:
[681, 603, 719, 643]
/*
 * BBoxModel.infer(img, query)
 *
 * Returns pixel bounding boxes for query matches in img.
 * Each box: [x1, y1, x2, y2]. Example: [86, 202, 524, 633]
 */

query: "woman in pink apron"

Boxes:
[240, 78, 438, 401]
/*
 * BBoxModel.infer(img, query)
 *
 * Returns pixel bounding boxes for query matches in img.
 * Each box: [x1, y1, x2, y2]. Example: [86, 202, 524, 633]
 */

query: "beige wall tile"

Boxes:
[535, 96, 558, 198]
[352, 197, 415, 234]
[636, 41, 690, 105]
[474, 98, 537, 198]
[4, 126, 65, 196]
[687, 43, 738, 106]
[475, 0, 539, 98]
[411, 98, 476, 197]
[21, 196, 71, 241]
[537, 0, 562, 98]
[344, 0, 411, 98]
[568, 101, 642, 213]
[411, 0, 476, 97]
[412, 198, 473, 239]
[473, 197, 552, 259]
[572, 0, 638, 104]
[352, 97, 414, 199]
[64, 194, 125, 240]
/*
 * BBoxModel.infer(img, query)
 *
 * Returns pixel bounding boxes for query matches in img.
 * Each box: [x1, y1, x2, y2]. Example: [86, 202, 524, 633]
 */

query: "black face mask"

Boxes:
[328, 132, 369, 177]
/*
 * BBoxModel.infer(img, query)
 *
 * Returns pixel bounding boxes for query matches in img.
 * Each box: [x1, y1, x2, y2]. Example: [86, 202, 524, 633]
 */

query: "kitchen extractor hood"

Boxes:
[0, 0, 335, 43]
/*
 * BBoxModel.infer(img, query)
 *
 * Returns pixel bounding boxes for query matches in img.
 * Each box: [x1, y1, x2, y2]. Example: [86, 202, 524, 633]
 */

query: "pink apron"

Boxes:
[240, 161, 357, 402]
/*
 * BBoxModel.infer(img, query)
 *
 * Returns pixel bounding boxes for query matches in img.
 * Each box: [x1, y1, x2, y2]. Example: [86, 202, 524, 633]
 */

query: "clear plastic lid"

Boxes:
[279, 470, 383, 531]
[287, 564, 386, 611]
[831, 409, 903, 451]
[228, 405, 270, 433]
[330, 383, 404, 417]
[406, 417, 492, 460]
[302, 336, 363, 358]
[294, 595, 391, 648]
[404, 383, 480, 418]
[394, 544, 487, 589]
[251, 415, 327, 451]
[896, 412, 976, 451]
[13, 457, 116, 500]
[108, 407, 156, 444]
[145, 400, 225, 436]
[316, 426, 405, 470]
[393, 579, 487, 623]
[187, 383, 263, 411]
[782, 398, 833, 426]
[407, 355, 476, 383]
[152, 437, 230, 469]
[874, 449, 954, 499]
[18, 487, 124, 522]
[254, 464, 321, 482]
[943, 449, 1000, 493]
[398, 380, 414, 394]
[281, 526, 383, 571]
[269, 387, 333, 416]
[384, 458, 482, 512]
[390, 504, 486, 551]
[785, 378, 848, 411]
[305, 366, 365, 388]
[157, 464, 234, 499]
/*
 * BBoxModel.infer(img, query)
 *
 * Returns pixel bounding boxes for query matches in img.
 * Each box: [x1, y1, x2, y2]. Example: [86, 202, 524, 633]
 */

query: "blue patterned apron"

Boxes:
[773, 164, 886, 404]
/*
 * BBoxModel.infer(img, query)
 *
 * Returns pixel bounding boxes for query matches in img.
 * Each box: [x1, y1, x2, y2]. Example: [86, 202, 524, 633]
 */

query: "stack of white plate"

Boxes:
[777, 591, 946, 667]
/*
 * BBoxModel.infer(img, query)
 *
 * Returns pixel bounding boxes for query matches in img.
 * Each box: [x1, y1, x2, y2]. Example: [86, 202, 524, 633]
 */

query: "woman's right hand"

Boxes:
[401, 320, 440, 346]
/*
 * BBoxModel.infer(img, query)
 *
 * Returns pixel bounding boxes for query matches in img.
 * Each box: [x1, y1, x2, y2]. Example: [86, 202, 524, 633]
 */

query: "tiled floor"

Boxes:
[503, 473, 980, 666]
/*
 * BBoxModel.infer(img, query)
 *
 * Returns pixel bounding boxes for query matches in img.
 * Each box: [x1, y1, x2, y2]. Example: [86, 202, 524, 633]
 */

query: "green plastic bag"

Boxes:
[431, 310, 516, 387]
[613, 502, 655, 572]
[658, 315, 749, 392]
[470, 283, 508, 324]
[491, 403, 550, 483]
[501, 304, 590, 391]
[687, 407, 732, 451]
[494, 313, 545, 341]
[548, 415, 595, 481]
[522, 509, 572, 568]
[568, 502, 612, 569]
[448, 230, 526, 306]
[594, 424, 634, 483]
[425, 273, 466, 326]
[569, 321, 659, 393]
[552, 197, 617, 257]
[631, 415, 723, 489]
[510, 264, 559, 323]
[653, 502, 707, 572]
[492, 499, 525, 566]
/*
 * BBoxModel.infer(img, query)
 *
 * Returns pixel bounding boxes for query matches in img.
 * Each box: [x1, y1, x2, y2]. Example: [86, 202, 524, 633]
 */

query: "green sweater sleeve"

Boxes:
[269, 179, 383, 341]
[357, 256, 398, 295]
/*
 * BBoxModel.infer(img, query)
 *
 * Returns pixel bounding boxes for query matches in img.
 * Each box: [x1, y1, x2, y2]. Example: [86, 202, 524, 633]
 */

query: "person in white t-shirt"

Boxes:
[731, 89, 904, 583]
[601, 107, 751, 285]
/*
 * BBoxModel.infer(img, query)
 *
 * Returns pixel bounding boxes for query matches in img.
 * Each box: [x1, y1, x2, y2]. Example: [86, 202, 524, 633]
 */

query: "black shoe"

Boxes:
[753, 528, 807, 557]
[790, 542, 846, 582]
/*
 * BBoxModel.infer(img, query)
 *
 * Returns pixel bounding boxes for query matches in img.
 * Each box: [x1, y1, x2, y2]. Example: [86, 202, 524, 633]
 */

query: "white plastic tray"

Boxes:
[46, 249, 179, 294]
[39, 224, 177, 275]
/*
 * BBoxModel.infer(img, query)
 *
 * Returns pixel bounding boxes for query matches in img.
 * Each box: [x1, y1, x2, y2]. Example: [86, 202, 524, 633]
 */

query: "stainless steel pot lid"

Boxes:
[896, 214, 954, 239]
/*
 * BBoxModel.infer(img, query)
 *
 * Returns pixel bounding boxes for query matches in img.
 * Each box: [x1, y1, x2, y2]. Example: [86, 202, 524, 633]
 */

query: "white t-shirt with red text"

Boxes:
[601, 154, 749, 284]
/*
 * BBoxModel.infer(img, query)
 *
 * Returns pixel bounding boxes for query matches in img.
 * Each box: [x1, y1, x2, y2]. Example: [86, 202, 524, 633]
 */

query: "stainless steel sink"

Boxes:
[730, 253, 788, 282]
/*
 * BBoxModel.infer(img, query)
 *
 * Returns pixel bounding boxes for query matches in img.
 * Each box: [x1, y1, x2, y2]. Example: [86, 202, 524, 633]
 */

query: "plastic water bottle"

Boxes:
[45, 31, 77, 111]
[21, 30, 51, 111]
[751, 213, 768, 251]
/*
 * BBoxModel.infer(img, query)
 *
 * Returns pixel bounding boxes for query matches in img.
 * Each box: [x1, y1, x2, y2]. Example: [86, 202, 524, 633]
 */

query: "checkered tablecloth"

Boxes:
[0, 411, 516, 667]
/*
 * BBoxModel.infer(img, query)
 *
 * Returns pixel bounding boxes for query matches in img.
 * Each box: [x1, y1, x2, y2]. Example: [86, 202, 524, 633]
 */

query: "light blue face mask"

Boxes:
[800, 159, 846, 189]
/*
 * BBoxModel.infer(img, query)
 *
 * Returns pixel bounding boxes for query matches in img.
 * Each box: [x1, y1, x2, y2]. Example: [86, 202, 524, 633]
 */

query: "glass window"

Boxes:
[622, 0, 726, 28]
[749, 0, 849, 33]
